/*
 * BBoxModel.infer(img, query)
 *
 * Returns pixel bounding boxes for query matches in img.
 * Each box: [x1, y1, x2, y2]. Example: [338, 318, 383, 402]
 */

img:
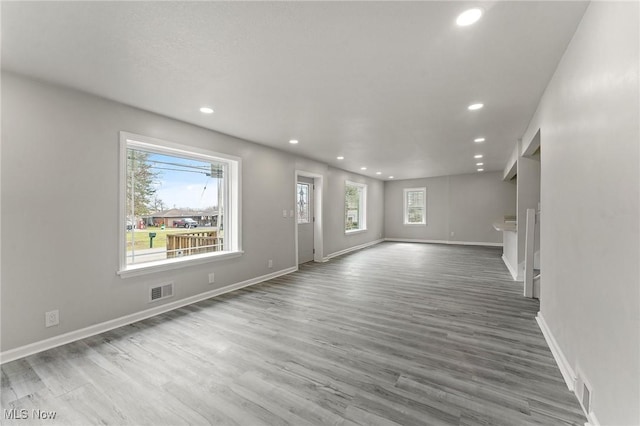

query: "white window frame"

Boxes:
[118, 131, 242, 278]
[345, 180, 367, 234]
[403, 187, 427, 225]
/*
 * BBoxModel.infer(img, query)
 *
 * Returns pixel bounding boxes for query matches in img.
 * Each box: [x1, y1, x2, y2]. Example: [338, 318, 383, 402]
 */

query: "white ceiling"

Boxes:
[1, 1, 588, 180]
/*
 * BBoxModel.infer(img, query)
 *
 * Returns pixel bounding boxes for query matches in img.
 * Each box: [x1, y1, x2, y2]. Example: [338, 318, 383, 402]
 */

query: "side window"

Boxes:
[297, 183, 310, 224]
[345, 181, 367, 232]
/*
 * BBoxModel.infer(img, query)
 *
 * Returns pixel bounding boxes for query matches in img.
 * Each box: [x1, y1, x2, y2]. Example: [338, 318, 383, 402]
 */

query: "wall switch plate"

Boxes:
[45, 310, 59, 327]
[208, 272, 215, 284]
[282, 209, 287, 218]
[268, 259, 273, 268]
[289, 210, 294, 218]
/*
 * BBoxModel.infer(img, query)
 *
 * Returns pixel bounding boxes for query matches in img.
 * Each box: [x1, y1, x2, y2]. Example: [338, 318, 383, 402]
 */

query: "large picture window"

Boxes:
[345, 181, 367, 232]
[404, 187, 426, 225]
[119, 132, 241, 276]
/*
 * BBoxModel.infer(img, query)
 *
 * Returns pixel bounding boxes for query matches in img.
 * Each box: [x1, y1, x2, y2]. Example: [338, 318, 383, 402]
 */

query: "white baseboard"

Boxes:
[0, 266, 297, 364]
[384, 238, 503, 247]
[536, 313, 602, 426]
[323, 239, 384, 261]
[502, 254, 521, 281]
[536, 312, 576, 391]
[585, 411, 601, 426]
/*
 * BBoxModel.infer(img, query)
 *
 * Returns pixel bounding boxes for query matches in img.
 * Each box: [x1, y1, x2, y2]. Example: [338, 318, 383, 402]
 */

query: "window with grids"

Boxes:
[345, 181, 367, 232]
[403, 187, 426, 225]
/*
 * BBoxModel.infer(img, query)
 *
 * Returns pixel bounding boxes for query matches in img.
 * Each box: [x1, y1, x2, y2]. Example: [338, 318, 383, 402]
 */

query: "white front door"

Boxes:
[297, 177, 314, 264]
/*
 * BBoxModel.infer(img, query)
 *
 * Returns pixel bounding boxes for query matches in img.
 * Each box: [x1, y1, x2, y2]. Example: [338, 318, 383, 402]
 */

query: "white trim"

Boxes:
[522, 128, 541, 158]
[523, 208, 536, 297]
[294, 170, 324, 264]
[323, 239, 383, 261]
[503, 160, 517, 181]
[536, 313, 599, 426]
[118, 250, 244, 278]
[536, 312, 576, 391]
[502, 253, 519, 280]
[503, 144, 519, 181]
[585, 411, 600, 426]
[121, 131, 242, 164]
[384, 238, 502, 247]
[0, 266, 297, 364]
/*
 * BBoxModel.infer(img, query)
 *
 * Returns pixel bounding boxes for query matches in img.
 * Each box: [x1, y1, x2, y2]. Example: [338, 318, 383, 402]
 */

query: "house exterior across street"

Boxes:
[142, 208, 219, 228]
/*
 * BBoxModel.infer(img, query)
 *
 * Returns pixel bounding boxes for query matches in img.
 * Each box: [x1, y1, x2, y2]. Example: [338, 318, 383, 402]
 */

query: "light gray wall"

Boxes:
[519, 2, 639, 424]
[0, 73, 383, 352]
[385, 175, 450, 241]
[384, 171, 516, 244]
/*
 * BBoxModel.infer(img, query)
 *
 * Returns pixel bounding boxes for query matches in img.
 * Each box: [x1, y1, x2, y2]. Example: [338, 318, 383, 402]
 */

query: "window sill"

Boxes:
[403, 223, 427, 226]
[345, 229, 367, 235]
[118, 250, 244, 279]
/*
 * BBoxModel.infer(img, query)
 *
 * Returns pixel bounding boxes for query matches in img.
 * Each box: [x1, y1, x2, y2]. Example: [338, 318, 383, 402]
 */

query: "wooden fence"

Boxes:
[166, 231, 222, 258]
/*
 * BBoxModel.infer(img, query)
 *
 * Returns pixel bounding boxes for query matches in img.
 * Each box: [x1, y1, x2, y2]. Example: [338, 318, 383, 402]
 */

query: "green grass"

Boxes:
[125, 226, 218, 251]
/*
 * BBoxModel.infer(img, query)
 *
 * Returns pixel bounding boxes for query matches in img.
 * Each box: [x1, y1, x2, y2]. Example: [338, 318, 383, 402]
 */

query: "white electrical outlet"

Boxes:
[282, 209, 287, 218]
[289, 210, 294, 218]
[208, 272, 215, 284]
[45, 310, 59, 328]
[450, 231, 455, 237]
[268, 259, 273, 268]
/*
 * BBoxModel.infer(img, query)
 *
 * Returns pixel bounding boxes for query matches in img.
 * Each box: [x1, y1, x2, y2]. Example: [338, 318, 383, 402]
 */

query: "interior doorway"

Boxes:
[522, 129, 541, 299]
[294, 171, 323, 265]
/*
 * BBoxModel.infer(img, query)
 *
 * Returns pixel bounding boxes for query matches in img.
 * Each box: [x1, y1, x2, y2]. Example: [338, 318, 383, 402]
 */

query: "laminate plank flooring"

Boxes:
[1, 242, 587, 425]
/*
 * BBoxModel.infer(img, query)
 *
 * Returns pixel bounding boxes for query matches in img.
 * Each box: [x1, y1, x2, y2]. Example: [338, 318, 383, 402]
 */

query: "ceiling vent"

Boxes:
[149, 282, 174, 303]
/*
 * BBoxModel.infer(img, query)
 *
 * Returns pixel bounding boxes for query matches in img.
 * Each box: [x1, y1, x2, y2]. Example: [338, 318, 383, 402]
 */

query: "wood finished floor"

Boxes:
[1, 242, 586, 426]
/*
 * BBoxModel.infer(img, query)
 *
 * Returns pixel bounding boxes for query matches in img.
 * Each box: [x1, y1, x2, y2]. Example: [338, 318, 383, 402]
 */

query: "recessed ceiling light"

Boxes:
[477, 168, 484, 172]
[456, 8, 483, 26]
[389, 176, 394, 179]
[199, 107, 214, 114]
[337, 156, 344, 160]
[474, 138, 485, 143]
[361, 167, 367, 170]
[376, 171, 382, 175]
[468, 103, 484, 111]
[289, 139, 299, 144]
[474, 154, 483, 159]
[476, 162, 484, 166]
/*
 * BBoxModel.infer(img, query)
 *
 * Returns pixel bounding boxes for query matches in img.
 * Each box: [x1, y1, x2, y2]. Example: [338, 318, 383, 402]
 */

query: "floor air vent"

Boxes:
[581, 382, 591, 413]
[150, 282, 174, 302]
[575, 370, 592, 415]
